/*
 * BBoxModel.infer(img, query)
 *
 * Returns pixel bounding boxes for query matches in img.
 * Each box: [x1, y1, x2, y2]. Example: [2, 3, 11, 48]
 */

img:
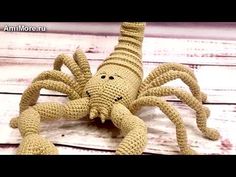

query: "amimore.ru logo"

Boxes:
[3, 25, 46, 32]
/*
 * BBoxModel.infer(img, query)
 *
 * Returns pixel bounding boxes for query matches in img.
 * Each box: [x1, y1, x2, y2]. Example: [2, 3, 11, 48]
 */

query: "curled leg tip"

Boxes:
[181, 148, 197, 155]
[204, 128, 220, 141]
[10, 117, 18, 128]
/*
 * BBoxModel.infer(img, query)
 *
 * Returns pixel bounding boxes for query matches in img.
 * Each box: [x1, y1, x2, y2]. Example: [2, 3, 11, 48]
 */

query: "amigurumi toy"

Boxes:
[10, 22, 220, 155]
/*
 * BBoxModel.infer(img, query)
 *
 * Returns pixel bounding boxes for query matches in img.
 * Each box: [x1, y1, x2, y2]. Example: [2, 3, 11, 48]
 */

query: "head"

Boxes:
[82, 22, 145, 122]
[82, 65, 140, 122]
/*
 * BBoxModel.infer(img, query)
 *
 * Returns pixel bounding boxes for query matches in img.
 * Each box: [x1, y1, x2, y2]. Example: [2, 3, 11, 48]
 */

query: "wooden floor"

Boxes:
[0, 22, 236, 155]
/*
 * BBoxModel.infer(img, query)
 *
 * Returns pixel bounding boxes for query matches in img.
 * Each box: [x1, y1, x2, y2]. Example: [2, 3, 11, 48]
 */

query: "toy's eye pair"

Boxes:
[86, 91, 91, 97]
[114, 96, 122, 102]
[101, 75, 114, 80]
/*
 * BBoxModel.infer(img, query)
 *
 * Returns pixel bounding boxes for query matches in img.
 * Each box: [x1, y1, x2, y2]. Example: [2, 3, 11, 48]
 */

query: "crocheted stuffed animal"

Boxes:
[10, 22, 220, 155]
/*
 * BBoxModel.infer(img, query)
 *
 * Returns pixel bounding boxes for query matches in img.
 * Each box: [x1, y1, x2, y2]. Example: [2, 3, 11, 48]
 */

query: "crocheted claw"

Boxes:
[15, 98, 90, 154]
[15, 107, 57, 154]
[17, 134, 58, 155]
[111, 103, 147, 155]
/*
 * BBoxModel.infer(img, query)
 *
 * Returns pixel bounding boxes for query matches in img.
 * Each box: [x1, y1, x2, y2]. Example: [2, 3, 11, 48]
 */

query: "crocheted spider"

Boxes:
[10, 22, 220, 155]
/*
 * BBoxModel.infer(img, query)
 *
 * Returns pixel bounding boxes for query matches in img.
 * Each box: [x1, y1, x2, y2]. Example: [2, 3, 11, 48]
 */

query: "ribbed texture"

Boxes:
[98, 22, 145, 83]
[13, 98, 90, 155]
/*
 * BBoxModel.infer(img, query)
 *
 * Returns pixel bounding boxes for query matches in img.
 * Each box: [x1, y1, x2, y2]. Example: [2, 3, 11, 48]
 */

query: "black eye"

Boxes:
[101, 75, 106, 79]
[109, 76, 114, 80]
[86, 91, 91, 97]
[115, 96, 122, 102]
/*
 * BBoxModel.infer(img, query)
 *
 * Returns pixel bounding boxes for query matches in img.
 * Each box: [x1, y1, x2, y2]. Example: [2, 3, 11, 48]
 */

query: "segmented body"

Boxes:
[10, 22, 220, 155]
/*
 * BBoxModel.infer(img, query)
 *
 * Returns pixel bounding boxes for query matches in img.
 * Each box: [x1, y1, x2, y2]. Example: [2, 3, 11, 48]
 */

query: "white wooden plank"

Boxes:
[0, 145, 113, 155]
[1, 31, 236, 66]
[1, 22, 236, 40]
[0, 94, 235, 155]
[0, 58, 235, 104]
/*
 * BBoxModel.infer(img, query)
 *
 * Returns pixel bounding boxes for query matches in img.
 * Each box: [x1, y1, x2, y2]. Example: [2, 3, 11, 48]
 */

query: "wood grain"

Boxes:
[0, 94, 235, 155]
[0, 58, 235, 104]
[1, 31, 236, 65]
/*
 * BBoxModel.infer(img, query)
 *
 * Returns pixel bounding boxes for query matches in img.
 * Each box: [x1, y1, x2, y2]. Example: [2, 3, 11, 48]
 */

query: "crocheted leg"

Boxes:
[140, 63, 207, 102]
[73, 49, 92, 82]
[111, 103, 147, 155]
[139, 86, 220, 141]
[19, 80, 80, 113]
[16, 98, 89, 154]
[130, 96, 196, 155]
[16, 107, 58, 155]
[32, 70, 82, 95]
[139, 70, 203, 101]
[53, 51, 90, 89]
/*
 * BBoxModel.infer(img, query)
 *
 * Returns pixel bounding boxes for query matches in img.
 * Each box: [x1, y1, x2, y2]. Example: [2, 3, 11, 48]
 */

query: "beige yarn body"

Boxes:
[10, 22, 220, 155]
